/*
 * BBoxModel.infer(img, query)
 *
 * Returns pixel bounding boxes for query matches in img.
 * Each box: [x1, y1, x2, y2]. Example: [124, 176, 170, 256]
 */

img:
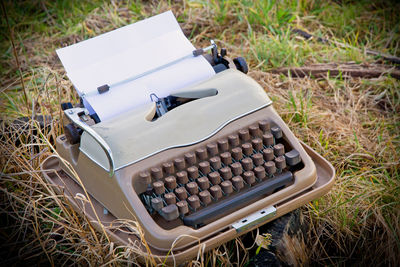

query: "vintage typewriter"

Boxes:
[42, 40, 335, 263]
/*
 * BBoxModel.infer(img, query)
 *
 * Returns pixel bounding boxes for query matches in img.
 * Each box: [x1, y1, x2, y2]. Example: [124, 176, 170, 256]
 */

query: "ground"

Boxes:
[0, 0, 399, 266]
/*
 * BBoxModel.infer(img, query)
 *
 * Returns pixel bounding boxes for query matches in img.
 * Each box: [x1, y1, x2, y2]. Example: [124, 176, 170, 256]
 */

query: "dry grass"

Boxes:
[1, 0, 399, 266]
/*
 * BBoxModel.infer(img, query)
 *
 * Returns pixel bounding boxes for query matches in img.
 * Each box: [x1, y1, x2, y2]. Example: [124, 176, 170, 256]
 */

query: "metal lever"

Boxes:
[64, 108, 115, 177]
[232, 206, 277, 233]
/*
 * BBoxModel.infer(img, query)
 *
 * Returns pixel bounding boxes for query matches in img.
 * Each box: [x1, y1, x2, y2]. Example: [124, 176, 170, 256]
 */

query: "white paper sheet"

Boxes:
[56, 11, 215, 121]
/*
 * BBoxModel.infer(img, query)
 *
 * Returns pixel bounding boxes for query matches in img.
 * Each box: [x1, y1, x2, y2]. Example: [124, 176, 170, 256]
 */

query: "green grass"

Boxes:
[1, 0, 399, 265]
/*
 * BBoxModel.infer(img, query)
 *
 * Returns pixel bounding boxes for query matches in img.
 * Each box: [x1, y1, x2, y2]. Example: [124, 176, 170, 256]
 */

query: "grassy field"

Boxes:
[1, 0, 399, 265]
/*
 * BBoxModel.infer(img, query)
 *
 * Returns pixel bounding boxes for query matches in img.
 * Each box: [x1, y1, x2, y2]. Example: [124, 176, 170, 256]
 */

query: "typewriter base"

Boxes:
[41, 141, 334, 265]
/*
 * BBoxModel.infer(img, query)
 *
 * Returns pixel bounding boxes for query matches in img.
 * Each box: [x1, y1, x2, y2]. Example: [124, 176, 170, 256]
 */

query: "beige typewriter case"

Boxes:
[42, 69, 335, 264]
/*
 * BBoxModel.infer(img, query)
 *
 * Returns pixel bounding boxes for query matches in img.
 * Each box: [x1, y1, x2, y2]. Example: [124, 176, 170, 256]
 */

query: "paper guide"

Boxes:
[56, 11, 215, 121]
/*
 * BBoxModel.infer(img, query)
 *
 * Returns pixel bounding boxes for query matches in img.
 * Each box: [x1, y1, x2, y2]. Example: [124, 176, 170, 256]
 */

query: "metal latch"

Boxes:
[232, 206, 277, 233]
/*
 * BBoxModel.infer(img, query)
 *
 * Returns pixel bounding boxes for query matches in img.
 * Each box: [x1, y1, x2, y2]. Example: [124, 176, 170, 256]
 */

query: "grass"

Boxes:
[1, 0, 399, 265]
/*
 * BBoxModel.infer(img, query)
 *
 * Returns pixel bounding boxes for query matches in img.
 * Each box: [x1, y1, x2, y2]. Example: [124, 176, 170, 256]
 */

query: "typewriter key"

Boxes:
[209, 156, 221, 170]
[174, 158, 186, 171]
[196, 148, 208, 161]
[210, 185, 223, 199]
[209, 171, 221, 185]
[206, 143, 218, 156]
[249, 125, 261, 137]
[139, 171, 151, 185]
[220, 152, 232, 165]
[231, 147, 243, 161]
[263, 148, 274, 161]
[242, 143, 253, 156]
[197, 177, 210, 190]
[151, 197, 164, 211]
[188, 195, 200, 209]
[165, 176, 177, 190]
[218, 139, 229, 152]
[164, 192, 177, 205]
[239, 129, 251, 142]
[262, 133, 274, 147]
[153, 181, 165, 195]
[228, 134, 240, 147]
[285, 149, 301, 166]
[241, 158, 253, 171]
[232, 176, 244, 190]
[273, 143, 285, 157]
[161, 204, 179, 221]
[230, 162, 243, 176]
[254, 166, 266, 179]
[187, 166, 199, 179]
[252, 153, 264, 166]
[175, 187, 188, 200]
[199, 161, 211, 175]
[199, 190, 212, 205]
[163, 162, 174, 175]
[221, 180, 233, 194]
[176, 171, 188, 184]
[185, 152, 196, 165]
[252, 138, 263, 151]
[151, 167, 163, 180]
[219, 167, 232, 180]
[176, 200, 189, 215]
[271, 126, 283, 139]
[265, 161, 276, 175]
[275, 156, 286, 170]
[186, 182, 199, 195]
[258, 120, 270, 132]
[243, 171, 256, 185]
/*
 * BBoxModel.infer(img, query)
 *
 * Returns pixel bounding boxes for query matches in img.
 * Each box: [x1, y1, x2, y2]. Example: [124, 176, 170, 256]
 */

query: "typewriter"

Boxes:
[42, 37, 335, 264]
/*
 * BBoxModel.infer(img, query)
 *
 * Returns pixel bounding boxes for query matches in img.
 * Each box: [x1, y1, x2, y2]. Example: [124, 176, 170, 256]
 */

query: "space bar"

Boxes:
[183, 171, 293, 227]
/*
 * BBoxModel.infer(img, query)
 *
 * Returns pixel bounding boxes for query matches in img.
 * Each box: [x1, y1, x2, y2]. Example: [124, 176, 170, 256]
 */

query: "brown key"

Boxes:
[263, 148, 274, 161]
[221, 180, 233, 194]
[165, 176, 177, 190]
[197, 177, 210, 190]
[242, 143, 253, 156]
[258, 120, 270, 132]
[252, 138, 263, 151]
[228, 134, 240, 147]
[209, 156, 222, 170]
[243, 171, 256, 185]
[231, 147, 243, 161]
[196, 148, 208, 161]
[151, 197, 164, 211]
[265, 161, 276, 175]
[262, 133, 274, 147]
[232, 176, 244, 190]
[186, 182, 199, 195]
[164, 192, 177, 205]
[230, 162, 243, 176]
[249, 125, 261, 137]
[185, 152, 196, 165]
[273, 143, 285, 157]
[199, 190, 212, 205]
[174, 158, 186, 171]
[161, 204, 179, 221]
[220, 152, 232, 165]
[275, 155, 286, 170]
[176, 171, 189, 184]
[175, 187, 188, 200]
[153, 181, 165, 195]
[187, 166, 199, 179]
[151, 167, 163, 180]
[219, 167, 232, 180]
[199, 161, 211, 175]
[206, 143, 218, 156]
[241, 157, 253, 171]
[188, 195, 200, 209]
[239, 129, 250, 142]
[254, 166, 266, 180]
[209, 171, 221, 185]
[252, 153, 264, 166]
[176, 200, 189, 215]
[162, 162, 174, 175]
[271, 126, 283, 139]
[218, 139, 229, 152]
[139, 171, 151, 185]
[210, 185, 223, 199]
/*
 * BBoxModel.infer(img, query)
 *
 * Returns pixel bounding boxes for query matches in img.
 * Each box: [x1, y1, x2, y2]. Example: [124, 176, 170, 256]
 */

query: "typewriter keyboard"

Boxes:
[139, 120, 303, 228]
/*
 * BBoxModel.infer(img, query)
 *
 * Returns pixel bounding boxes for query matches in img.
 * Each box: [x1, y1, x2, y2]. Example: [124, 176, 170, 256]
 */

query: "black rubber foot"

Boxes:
[233, 57, 249, 74]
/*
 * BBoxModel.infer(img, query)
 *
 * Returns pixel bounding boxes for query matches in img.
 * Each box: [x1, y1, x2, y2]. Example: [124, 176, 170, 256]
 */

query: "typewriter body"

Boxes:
[42, 46, 335, 263]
